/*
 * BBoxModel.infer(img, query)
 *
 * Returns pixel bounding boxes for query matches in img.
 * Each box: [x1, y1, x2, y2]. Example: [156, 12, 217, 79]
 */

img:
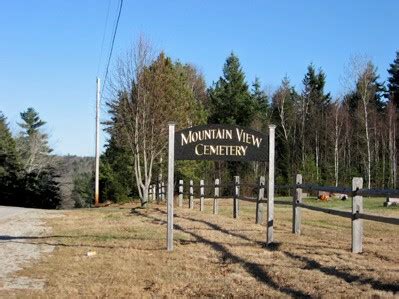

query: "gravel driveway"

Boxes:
[0, 206, 58, 290]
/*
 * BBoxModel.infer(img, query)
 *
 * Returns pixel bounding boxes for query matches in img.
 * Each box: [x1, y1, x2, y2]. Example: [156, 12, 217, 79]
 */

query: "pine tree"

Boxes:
[208, 53, 256, 126]
[18, 107, 46, 136]
[17, 107, 53, 173]
[0, 112, 21, 205]
[300, 64, 331, 182]
[72, 172, 94, 208]
[100, 136, 134, 202]
[13, 108, 60, 208]
[251, 77, 269, 129]
[387, 51, 399, 106]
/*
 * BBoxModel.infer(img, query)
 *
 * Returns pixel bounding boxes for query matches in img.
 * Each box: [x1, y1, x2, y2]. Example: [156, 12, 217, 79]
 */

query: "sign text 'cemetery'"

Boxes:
[175, 124, 268, 161]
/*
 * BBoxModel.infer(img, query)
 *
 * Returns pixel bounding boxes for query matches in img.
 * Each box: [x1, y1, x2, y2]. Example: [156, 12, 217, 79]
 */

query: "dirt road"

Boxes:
[0, 206, 56, 291]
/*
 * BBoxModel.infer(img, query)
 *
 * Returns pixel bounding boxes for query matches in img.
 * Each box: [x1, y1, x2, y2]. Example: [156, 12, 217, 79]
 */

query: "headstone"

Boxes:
[384, 197, 399, 207]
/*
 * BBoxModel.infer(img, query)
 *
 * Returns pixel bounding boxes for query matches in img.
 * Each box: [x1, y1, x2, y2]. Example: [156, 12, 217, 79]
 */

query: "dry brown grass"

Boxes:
[1, 198, 398, 298]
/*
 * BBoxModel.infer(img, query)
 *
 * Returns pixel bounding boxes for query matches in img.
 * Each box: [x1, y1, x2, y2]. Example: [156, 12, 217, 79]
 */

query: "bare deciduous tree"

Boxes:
[106, 37, 198, 206]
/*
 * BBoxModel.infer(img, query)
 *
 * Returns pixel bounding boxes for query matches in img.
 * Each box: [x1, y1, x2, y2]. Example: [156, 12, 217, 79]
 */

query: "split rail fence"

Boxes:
[148, 174, 399, 253]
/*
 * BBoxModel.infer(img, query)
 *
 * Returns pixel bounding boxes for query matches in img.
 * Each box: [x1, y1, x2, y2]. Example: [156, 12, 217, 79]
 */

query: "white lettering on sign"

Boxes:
[236, 128, 262, 148]
[181, 128, 233, 146]
[194, 144, 248, 157]
[181, 128, 262, 149]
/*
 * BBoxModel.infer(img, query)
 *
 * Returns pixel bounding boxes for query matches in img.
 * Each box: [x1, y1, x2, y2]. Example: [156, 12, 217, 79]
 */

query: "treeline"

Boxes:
[101, 38, 399, 206]
[0, 108, 60, 208]
[0, 108, 95, 208]
[4, 41, 397, 208]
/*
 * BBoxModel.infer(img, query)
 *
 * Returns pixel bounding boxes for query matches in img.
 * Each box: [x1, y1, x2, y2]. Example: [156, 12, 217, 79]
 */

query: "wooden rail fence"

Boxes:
[151, 174, 398, 253]
[176, 177, 267, 225]
[293, 174, 399, 253]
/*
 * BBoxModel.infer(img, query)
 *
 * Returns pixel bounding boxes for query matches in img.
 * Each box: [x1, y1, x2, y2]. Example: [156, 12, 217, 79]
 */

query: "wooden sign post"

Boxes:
[167, 123, 275, 251]
[167, 123, 175, 252]
[267, 125, 275, 245]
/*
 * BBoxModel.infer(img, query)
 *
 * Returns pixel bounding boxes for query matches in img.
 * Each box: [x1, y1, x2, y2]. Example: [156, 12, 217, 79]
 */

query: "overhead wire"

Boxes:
[94, 0, 123, 158]
[94, 0, 112, 159]
[96, 0, 112, 76]
[101, 0, 124, 97]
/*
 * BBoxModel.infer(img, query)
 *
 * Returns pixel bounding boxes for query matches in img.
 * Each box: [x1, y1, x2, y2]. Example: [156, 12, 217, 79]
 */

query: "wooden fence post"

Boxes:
[233, 176, 240, 218]
[293, 174, 303, 235]
[161, 181, 166, 201]
[352, 177, 363, 253]
[178, 180, 183, 207]
[213, 178, 219, 215]
[267, 125, 276, 245]
[256, 176, 265, 224]
[157, 174, 162, 203]
[148, 185, 152, 202]
[200, 180, 205, 211]
[189, 180, 194, 209]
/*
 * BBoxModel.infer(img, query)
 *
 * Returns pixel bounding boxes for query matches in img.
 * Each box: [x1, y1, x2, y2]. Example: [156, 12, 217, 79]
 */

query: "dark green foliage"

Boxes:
[0, 112, 21, 204]
[252, 77, 269, 115]
[18, 168, 61, 209]
[100, 137, 135, 202]
[0, 109, 61, 209]
[208, 53, 256, 126]
[207, 53, 257, 178]
[387, 51, 399, 106]
[72, 172, 94, 208]
[18, 107, 46, 136]
[300, 64, 332, 183]
[251, 77, 269, 131]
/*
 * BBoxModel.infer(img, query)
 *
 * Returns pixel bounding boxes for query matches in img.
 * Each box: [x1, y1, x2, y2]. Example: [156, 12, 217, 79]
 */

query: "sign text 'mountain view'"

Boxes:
[174, 124, 268, 161]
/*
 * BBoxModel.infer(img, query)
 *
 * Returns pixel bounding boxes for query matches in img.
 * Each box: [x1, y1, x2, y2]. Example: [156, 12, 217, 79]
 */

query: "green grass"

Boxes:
[301, 196, 399, 212]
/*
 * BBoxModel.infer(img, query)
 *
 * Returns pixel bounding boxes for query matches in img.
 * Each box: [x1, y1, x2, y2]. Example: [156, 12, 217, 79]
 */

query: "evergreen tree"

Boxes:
[100, 137, 135, 202]
[72, 172, 94, 208]
[18, 107, 46, 136]
[0, 112, 21, 205]
[208, 53, 258, 178]
[18, 167, 61, 209]
[387, 51, 399, 106]
[208, 53, 256, 126]
[17, 107, 52, 173]
[300, 64, 332, 182]
[251, 77, 269, 129]
[16, 108, 60, 208]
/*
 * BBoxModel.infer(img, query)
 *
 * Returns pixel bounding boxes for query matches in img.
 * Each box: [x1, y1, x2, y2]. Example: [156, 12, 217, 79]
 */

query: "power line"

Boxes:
[101, 0, 123, 96]
[96, 0, 112, 75]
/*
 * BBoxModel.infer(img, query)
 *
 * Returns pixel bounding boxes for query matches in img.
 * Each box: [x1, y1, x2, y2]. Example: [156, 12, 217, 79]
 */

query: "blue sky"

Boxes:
[0, 0, 397, 156]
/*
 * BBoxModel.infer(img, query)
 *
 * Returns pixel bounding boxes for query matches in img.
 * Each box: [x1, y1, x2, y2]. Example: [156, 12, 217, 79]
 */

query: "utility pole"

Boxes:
[95, 77, 100, 206]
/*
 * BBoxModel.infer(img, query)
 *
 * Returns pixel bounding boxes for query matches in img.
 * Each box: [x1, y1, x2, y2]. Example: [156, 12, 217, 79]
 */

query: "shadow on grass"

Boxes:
[0, 235, 165, 251]
[152, 207, 268, 247]
[138, 207, 399, 295]
[284, 252, 399, 293]
[131, 208, 310, 298]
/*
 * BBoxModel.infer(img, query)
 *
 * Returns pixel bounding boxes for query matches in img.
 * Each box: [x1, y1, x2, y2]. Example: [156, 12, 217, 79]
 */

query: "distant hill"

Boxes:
[54, 155, 94, 209]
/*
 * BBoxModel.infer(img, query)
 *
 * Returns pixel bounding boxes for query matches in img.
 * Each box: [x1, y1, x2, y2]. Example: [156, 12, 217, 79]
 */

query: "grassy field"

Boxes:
[2, 197, 399, 298]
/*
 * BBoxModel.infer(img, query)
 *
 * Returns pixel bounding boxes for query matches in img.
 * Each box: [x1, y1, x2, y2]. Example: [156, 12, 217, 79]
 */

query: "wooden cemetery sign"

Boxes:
[166, 123, 276, 251]
[174, 124, 268, 161]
